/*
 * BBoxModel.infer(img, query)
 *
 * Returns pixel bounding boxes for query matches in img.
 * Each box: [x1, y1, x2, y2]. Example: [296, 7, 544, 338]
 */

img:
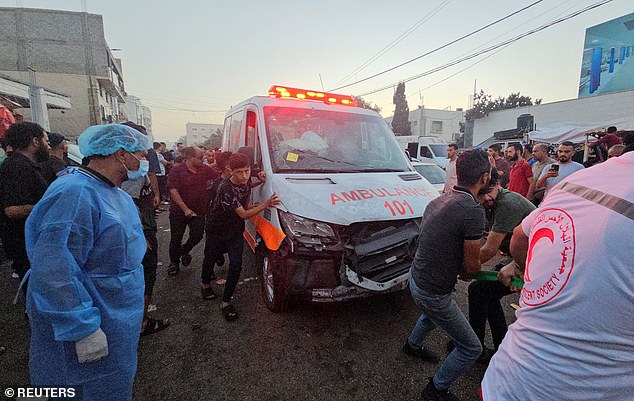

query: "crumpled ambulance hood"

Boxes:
[271, 173, 438, 226]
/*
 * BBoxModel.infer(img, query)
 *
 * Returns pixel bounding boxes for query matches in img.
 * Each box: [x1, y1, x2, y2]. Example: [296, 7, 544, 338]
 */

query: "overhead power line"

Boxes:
[330, 0, 545, 92]
[358, 0, 613, 97]
[332, 0, 452, 88]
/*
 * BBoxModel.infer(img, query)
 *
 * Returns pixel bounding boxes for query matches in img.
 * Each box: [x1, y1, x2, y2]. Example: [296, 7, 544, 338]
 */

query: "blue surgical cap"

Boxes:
[78, 124, 151, 157]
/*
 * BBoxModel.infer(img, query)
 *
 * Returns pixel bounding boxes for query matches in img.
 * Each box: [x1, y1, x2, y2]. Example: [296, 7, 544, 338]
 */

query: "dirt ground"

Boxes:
[0, 212, 518, 400]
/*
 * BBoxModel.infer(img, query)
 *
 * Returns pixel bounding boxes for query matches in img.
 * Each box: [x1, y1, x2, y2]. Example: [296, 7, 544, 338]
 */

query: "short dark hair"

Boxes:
[456, 149, 490, 187]
[160, 142, 166, 146]
[177, 142, 183, 146]
[560, 141, 575, 148]
[229, 152, 250, 170]
[524, 144, 533, 153]
[607, 126, 617, 133]
[6, 122, 45, 150]
[184, 146, 199, 159]
[488, 144, 501, 153]
[448, 143, 458, 150]
[510, 143, 523, 154]
[153, 142, 161, 149]
[121, 121, 147, 135]
[215, 151, 233, 170]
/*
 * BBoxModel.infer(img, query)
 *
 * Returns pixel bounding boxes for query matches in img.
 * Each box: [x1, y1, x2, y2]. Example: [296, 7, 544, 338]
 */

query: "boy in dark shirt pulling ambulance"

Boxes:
[206, 153, 280, 321]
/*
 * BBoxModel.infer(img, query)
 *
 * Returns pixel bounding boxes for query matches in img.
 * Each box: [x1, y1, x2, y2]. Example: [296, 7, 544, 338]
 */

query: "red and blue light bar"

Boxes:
[268, 85, 354, 106]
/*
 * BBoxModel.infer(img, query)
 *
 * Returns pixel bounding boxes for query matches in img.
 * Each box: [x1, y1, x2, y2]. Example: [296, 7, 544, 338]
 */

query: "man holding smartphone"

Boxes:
[535, 141, 584, 198]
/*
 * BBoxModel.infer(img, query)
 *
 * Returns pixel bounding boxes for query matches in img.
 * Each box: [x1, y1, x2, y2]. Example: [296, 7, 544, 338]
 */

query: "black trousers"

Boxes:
[157, 175, 168, 201]
[142, 230, 158, 296]
[168, 212, 205, 267]
[468, 266, 512, 350]
[202, 233, 244, 302]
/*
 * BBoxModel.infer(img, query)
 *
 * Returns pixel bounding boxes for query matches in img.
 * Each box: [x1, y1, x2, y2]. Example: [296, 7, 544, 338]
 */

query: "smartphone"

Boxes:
[550, 164, 559, 172]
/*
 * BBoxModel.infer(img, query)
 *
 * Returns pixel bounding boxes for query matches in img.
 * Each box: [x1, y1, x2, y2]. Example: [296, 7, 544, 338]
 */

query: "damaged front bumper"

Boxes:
[311, 266, 409, 302]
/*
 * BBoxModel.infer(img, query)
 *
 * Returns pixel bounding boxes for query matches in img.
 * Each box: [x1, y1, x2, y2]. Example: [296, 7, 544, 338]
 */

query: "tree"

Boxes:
[199, 128, 223, 149]
[352, 96, 381, 113]
[465, 90, 542, 121]
[391, 82, 411, 135]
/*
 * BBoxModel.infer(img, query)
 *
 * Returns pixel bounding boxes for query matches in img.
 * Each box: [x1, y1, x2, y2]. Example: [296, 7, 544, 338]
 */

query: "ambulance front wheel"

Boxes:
[257, 246, 289, 313]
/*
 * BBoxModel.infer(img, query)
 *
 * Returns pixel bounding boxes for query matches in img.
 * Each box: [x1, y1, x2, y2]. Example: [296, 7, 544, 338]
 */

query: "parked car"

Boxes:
[411, 160, 446, 194]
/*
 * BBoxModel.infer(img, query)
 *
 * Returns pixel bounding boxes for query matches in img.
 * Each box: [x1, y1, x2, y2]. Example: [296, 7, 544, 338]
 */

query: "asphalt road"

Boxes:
[0, 212, 518, 401]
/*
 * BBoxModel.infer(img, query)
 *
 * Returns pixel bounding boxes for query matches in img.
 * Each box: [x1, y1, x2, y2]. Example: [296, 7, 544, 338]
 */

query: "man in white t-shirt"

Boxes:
[535, 141, 584, 198]
[481, 148, 634, 400]
[442, 143, 458, 193]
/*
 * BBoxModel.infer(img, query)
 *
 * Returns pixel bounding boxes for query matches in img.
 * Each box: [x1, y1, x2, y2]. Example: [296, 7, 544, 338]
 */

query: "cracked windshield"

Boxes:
[265, 107, 410, 173]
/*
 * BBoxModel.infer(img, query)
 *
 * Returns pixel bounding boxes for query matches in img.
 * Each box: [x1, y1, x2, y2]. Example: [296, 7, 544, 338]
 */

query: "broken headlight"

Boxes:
[278, 210, 339, 247]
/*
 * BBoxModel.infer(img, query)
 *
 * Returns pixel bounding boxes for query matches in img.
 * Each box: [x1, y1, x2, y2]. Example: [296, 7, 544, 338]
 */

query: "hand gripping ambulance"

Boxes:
[222, 85, 438, 312]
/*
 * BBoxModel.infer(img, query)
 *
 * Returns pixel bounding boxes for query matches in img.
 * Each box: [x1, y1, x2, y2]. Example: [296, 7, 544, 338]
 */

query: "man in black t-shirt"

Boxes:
[40, 132, 68, 185]
[403, 149, 491, 401]
[0, 122, 49, 279]
[204, 153, 280, 321]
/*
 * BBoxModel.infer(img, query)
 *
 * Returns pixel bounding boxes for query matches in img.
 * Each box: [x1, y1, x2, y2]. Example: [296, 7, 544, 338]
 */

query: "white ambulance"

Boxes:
[222, 85, 438, 311]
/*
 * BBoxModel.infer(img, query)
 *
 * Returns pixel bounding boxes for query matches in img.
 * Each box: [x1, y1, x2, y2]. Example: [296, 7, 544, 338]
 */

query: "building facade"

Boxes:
[123, 95, 152, 134]
[472, 89, 634, 146]
[186, 122, 223, 146]
[0, 7, 126, 137]
[385, 106, 464, 144]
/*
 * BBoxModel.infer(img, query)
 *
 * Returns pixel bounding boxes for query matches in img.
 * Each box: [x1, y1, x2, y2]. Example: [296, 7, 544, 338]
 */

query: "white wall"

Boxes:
[473, 89, 634, 145]
[386, 106, 464, 143]
[186, 122, 223, 145]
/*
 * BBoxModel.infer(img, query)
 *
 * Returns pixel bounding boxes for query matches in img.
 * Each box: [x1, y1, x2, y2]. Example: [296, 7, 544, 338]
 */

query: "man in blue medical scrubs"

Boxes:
[25, 124, 150, 401]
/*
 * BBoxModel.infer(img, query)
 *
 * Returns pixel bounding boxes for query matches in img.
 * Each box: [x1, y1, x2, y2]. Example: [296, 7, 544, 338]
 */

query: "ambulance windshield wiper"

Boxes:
[289, 148, 364, 169]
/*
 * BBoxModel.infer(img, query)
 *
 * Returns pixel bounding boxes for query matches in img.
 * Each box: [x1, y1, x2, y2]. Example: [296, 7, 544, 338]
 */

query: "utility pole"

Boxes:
[27, 67, 50, 131]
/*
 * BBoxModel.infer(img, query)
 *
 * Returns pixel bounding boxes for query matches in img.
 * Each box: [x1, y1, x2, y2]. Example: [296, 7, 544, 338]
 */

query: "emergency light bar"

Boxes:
[268, 85, 354, 106]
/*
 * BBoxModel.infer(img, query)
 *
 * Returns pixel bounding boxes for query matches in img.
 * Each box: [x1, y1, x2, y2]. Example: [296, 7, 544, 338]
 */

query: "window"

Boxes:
[431, 120, 443, 135]
[229, 112, 243, 152]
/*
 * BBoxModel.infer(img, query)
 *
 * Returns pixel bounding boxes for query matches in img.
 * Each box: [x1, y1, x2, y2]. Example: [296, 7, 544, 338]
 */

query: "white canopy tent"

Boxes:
[527, 116, 634, 144]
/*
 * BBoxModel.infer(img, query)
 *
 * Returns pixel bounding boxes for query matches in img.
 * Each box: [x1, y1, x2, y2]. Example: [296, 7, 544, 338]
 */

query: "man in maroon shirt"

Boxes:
[167, 146, 219, 275]
[505, 143, 533, 198]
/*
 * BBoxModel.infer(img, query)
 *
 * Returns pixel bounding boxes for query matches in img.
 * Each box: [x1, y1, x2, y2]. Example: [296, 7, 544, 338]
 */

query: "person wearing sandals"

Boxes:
[24, 124, 150, 401]
[205, 153, 280, 320]
[120, 122, 170, 337]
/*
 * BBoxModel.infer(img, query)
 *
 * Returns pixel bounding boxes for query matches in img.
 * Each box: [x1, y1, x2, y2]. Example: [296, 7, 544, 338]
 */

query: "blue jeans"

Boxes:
[407, 275, 482, 391]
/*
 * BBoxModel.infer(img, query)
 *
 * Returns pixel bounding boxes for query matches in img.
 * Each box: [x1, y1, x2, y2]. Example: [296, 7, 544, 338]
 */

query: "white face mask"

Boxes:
[122, 152, 149, 180]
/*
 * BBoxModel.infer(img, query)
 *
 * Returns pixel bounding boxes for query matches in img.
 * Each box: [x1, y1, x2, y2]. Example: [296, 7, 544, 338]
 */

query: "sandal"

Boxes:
[167, 264, 179, 276]
[201, 286, 217, 300]
[141, 317, 170, 337]
[221, 303, 239, 322]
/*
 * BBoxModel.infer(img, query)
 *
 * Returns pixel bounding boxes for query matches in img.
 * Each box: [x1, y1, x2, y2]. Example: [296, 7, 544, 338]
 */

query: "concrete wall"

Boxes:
[0, 8, 107, 76]
[186, 123, 223, 146]
[2, 70, 93, 138]
[385, 107, 464, 143]
[473, 89, 634, 145]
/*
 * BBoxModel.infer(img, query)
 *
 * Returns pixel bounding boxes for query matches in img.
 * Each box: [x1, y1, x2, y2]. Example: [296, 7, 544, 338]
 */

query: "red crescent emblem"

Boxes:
[525, 227, 554, 282]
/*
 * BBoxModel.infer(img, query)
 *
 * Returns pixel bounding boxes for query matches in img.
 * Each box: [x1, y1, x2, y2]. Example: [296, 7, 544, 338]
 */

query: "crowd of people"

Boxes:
[0, 122, 277, 400]
[403, 134, 633, 400]
[0, 121, 632, 401]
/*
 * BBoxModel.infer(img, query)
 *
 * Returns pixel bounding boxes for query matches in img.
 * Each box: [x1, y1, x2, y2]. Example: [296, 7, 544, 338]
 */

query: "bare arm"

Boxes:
[235, 193, 280, 220]
[536, 169, 556, 189]
[462, 239, 483, 275]
[148, 172, 160, 207]
[509, 225, 529, 273]
[525, 176, 534, 198]
[4, 205, 34, 219]
[169, 188, 195, 216]
[479, 231, 506, 263]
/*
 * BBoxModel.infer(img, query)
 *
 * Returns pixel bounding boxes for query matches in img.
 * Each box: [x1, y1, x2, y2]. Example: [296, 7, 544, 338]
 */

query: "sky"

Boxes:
[1, 0, 632, 141]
